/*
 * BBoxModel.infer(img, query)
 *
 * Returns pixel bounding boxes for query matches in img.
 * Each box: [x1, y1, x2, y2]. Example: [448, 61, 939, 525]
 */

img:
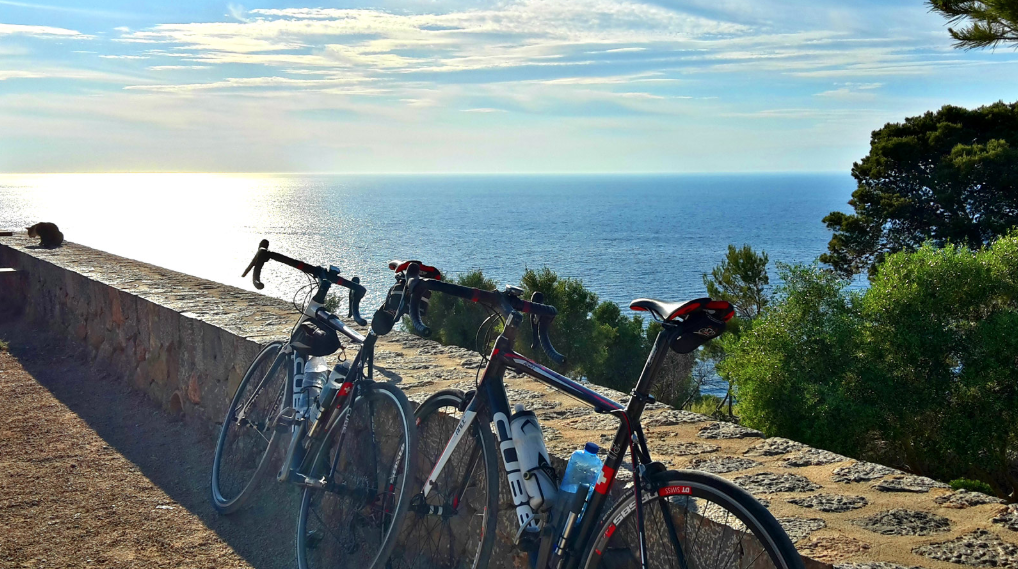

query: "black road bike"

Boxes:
[386, 262, 804, 569]
[209, 240, 418, 569]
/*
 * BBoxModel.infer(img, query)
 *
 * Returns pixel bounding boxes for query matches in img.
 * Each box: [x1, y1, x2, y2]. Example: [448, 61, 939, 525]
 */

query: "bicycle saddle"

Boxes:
[629, 298, 733, 321]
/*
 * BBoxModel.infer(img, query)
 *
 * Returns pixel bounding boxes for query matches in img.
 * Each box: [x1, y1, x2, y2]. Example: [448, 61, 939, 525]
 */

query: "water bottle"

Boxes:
[560, 442, 602, 523]
[302, 356, 330, 425]
[549, 442, 602, 561]
[511, 404, 558, 512]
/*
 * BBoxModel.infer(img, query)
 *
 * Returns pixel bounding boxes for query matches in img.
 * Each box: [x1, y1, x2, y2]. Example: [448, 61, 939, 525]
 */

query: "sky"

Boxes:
[1, 0, 1017, 173]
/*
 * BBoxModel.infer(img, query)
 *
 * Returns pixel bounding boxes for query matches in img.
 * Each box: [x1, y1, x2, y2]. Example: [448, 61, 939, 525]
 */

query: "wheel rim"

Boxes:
[590, 486, 787, 569]
[300, 388, 411, 568]
[388, 398, 490, 569]
[212, 345, 287, 507]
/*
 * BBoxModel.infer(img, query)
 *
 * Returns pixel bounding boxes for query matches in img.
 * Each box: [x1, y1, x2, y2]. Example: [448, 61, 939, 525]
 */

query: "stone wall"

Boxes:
[2, 234, 1015, 569]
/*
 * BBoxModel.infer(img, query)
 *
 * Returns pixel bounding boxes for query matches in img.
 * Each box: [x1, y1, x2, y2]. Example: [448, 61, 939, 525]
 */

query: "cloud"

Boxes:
[0, 23, 91, 38]
[461, 107, 506, 112]
[99, 54, 149, 59]
[147, 65, 211, 70]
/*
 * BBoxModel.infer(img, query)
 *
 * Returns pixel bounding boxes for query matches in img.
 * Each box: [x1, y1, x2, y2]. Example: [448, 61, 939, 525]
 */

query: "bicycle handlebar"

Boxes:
[241, 239, 368, 326]
[405, 263, 566, 364]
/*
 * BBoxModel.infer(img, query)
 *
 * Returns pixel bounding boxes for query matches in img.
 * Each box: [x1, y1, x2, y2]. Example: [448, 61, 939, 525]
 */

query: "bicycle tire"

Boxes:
[296, 381, 418, 569]
[210, 341, 289, 514]
[579, 469, 804, 569]
[386, 389, 499, 569]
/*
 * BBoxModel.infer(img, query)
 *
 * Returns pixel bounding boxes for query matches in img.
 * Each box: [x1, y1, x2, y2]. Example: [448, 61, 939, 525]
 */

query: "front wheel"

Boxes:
[386, 389, 499, 569]
[580, 469, 804, 569]
[210, 341, 289, 514]
[296, 381, 418, 569]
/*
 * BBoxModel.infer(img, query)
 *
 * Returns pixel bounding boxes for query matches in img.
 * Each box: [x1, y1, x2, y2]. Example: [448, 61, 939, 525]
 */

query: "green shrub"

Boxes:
[719, 264, 873, 456]
[0, 339, 8, 352]
[861, 233, 1018, 495]
[949, 478, 997, 495]
[723, 231, 1018, 496]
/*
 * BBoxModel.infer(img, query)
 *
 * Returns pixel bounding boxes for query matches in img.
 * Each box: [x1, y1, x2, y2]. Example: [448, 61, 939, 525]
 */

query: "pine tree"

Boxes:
[929, 0, 1018, 49]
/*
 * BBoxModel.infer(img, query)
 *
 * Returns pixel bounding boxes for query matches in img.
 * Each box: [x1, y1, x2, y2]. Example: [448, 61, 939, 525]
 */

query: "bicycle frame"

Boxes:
[420, 310, 678, 569]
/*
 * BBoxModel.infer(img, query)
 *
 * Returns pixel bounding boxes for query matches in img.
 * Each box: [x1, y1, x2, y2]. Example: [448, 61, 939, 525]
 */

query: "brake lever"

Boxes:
[242, 239, 270, 290]
[530, 291, 543, 351]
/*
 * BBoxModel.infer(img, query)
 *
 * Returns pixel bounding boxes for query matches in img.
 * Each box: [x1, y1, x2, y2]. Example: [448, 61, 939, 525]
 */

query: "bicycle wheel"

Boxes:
[580, 470, 804, 569]
[386, 389, 499, 569]
[296, 381, 418, 569]
[210, 341, 289, 514]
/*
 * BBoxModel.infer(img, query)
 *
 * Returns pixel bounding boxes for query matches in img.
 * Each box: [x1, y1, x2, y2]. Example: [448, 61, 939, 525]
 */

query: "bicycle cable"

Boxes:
[473, 307, 503, 388]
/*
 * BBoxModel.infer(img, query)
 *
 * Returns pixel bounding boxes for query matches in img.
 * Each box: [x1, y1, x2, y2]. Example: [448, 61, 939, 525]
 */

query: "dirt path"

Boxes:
[0, 329, 300, 569]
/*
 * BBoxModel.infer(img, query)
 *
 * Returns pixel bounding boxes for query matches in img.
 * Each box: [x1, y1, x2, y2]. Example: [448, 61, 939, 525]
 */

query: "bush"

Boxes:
[723, 232, 1018, 496]
[719, 264, 873, 456]
[861, 233, 1018, 495]
[950, 478, 997, 496]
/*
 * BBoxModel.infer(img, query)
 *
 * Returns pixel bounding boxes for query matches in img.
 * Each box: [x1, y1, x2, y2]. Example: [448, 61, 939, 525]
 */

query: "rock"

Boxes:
[872, 475, 948, 493]
[991, 504, 1018, 532]
[733, 472, 821, 494]
[852, 509, 951, 536]
[831, 462, 896, 483]
[653, 442, 720, 456]
[540, 407, 593, 421]
[782, 448, 847, 467]
[744, 438, 806, 457]
[697, 422, 763, 440]
[687, 456, 760, 474]
[933, 490, 1004, 509]
[777, 517, 826, 543]
[914, 529, 1018, 567]
[788, 493, 868, 513]
[643, 409, 710, 426]
[460, 357, 484, 368]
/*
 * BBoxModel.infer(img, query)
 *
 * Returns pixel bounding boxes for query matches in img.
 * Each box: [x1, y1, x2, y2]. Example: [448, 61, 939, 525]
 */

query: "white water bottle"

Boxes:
[302, 356, 330, 424]
[510, 404, 558, 512]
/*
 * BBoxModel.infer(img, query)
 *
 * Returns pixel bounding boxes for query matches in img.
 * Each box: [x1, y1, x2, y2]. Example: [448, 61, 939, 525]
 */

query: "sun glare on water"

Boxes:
[0, 173, 312, 297]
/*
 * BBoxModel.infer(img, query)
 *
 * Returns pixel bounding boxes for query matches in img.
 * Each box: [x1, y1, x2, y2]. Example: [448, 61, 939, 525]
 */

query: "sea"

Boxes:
[0, 173, 856, 393]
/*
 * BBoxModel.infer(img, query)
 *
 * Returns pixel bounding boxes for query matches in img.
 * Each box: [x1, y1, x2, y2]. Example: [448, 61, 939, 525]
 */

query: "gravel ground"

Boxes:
[0, 329, 299, 568]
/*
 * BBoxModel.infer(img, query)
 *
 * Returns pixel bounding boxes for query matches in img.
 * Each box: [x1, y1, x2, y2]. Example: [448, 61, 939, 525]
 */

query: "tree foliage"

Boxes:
[724, 233, 1018, 497]
[703, 244, 770, 320]
[718, 264, 872, 455]
[929, 0, 1018, 49]
[821, 102, 1018, 277]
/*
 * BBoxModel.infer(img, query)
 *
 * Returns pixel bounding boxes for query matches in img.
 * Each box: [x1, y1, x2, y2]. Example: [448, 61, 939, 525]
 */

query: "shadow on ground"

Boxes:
[0, 321, 300, 569]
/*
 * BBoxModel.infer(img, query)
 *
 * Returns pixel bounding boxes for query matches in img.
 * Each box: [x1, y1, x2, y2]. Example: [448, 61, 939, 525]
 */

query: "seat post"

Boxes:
[625, 326, 675, 420]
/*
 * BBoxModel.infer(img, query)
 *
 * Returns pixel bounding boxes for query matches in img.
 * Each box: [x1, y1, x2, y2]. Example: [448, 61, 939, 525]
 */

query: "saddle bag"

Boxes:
[670, 310, 727, 354]
[292, 321, 341, 357]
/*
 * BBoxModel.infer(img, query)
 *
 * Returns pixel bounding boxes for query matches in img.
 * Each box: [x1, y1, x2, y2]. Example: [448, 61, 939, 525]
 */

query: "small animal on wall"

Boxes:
[26, 222, 64, 248]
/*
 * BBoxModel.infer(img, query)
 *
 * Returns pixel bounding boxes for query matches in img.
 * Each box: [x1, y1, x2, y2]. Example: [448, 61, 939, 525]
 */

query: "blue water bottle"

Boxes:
[560, 442, 602, 523]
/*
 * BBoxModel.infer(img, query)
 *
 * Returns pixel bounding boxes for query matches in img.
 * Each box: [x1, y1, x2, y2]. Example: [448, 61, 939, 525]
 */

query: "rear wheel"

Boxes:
[386, 389, 499, 569]
[210, 341, 289, 514]
[580, 470, 804, 569]
[296, 381, 417, 569]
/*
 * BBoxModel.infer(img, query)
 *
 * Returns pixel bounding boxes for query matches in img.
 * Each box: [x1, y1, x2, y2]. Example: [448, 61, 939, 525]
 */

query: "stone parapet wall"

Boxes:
[1, 234, 1015, 569]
